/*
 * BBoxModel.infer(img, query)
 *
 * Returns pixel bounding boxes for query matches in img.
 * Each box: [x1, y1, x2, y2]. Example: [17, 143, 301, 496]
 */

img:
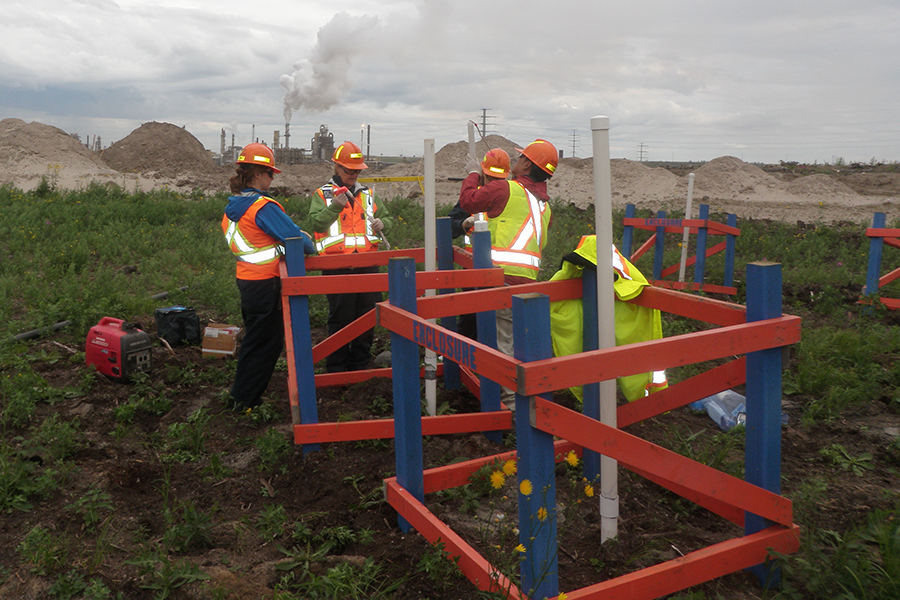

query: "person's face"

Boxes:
[511, 155, 531, 179]
[336, 164, 361, 186]
[252, 168, 275, 191]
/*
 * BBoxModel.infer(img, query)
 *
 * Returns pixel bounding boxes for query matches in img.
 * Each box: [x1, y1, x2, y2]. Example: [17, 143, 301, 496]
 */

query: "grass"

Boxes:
[1, 182, 899, 598]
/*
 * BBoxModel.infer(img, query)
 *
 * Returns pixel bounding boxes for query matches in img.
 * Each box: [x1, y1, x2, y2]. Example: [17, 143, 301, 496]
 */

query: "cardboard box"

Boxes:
[202, 323, 241, 358]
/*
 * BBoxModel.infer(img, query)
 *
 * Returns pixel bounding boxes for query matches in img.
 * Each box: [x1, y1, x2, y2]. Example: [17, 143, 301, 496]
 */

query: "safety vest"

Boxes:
[548, 235, 668, 401]
[487, 181, 552, 279]
[313, 184, 381, 254]
[221, 195, 285, 280]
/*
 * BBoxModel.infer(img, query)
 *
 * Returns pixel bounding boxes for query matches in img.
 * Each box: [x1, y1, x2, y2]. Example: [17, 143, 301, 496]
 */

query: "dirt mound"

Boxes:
[101, 121, 218, 175]
[786, 173, 859, 199]
[692, 155, 785, 200]
[0, 118, 117, 185]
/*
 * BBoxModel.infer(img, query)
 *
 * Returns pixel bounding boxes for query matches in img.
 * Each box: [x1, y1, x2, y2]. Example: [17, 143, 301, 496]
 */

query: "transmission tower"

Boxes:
[479, 109, 496, 137]
[569, 130, 580, 158]
[637, 143, 648, 162]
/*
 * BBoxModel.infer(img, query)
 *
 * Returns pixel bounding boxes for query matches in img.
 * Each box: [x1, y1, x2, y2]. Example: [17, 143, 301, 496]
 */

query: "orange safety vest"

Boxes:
[313, 184, 381, 254]
[221, 196, 285, 280]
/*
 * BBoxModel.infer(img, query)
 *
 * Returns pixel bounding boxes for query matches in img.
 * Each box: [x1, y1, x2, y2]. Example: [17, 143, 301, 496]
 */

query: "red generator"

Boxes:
[86, 317, 153, 380]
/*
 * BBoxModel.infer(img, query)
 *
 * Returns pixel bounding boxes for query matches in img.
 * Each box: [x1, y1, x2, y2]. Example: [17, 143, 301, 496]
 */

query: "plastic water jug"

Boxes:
[688, 390, 746, 431]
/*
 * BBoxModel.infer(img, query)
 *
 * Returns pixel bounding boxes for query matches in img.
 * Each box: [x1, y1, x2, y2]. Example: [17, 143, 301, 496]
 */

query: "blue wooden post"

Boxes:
[744, 261, 783, 587]
[436, 217, 460, 390]
[865, 212, 886, 298]
[622, 203, 636, 258]
[285, 237, 320, 455]
[653, 210, 665, 281]
[472, 227, 502, 443]
[388, 257, 424, 533]
[581, 269, 601, 482]
[724, 213, 737, 288]
[694, 204, 710, 287]
[513, 293, 558, 599]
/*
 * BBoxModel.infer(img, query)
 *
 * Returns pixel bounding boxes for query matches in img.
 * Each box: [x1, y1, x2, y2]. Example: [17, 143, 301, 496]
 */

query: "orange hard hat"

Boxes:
[516, 139, 558, 176]
[332, 141, 368, 170]
[481, 148, 510, 178]
[237, 143, 281, 173]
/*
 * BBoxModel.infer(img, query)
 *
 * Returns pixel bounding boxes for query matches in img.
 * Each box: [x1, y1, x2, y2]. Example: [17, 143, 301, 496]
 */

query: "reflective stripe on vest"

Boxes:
[314, 185, 380, 253]
[223, 201, 283, 264]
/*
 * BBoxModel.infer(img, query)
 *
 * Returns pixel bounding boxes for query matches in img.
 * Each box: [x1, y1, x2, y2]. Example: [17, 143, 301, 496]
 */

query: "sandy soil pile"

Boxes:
[101, 121, 219, 176]
[0, 118, 897, 224]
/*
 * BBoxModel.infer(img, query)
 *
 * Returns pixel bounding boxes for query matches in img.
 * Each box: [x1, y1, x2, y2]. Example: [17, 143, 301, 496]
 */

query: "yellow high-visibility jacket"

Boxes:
[549, 235, 667, 402]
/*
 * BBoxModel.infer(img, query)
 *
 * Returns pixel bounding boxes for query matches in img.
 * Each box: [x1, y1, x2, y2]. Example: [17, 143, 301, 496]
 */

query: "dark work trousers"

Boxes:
[324, 265, 382, 372]
[230, 277, 284, 409]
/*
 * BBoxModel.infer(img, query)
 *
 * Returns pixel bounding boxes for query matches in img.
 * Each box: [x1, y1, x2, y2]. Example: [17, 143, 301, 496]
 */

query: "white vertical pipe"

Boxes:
[467, 121, 477, 161]
[591, 116, 618, 543]
[678, 173, 695, 283]
[424, 139, 437, 416]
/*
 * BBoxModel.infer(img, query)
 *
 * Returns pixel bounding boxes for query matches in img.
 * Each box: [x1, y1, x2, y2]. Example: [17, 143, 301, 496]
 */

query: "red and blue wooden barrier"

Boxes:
[621, 203, 739, 295]
[862, 212, 900, 310]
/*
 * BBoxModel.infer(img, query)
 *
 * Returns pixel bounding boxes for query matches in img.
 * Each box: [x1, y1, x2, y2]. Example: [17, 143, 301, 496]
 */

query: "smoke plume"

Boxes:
[280, 12, 381, 123]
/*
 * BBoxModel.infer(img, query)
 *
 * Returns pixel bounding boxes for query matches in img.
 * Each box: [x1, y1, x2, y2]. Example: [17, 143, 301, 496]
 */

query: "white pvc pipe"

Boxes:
[678, 173, 695, 283]
[424, 139, 437, 416]
[468, 121, 477, 161]
[591, 116, 619, 543]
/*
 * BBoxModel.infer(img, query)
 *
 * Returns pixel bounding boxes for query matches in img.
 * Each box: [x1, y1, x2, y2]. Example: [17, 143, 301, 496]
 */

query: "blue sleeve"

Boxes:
[256, 203, 316, 255]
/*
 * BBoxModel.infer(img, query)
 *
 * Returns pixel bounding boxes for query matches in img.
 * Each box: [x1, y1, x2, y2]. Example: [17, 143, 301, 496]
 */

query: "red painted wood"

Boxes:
[414, 279, 582, 319]
[293, 411, 512, 444]
[518, 316, 801, 395]
[281, 268, 505, 296]
[618, 358, 746, 427]
[629, 234, 657, 262]
[532, 398, 794, 526]
[459, 366, 482, 400]
[650, 280, 738, 296]
[866, 228, 900, 238]
[311, 309, 377, 363]
[564, 525, 799, 600]
[881, 297, 900, 309]
[659, 241, 727, 278]
[311, 363, 444, 388]
[378, 303, 520, 390]
[884, 237, 900, 250]
[452, 246, 474, 270]
[385, 480, 526, 598]
[626, 286, 746, 325]
[879, 265, 900, 287]
[304, 247, 426, 271]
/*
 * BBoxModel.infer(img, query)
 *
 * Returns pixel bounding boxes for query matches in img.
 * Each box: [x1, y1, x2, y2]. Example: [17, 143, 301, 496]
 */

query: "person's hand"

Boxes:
[465, 156, 480, 174]
[462, 215, 475, 232]
[371, 218, 384, 233]
[332, 186, 350, 207]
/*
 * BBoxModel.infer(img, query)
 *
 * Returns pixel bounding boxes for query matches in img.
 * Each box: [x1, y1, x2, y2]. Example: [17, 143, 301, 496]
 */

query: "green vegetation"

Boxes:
[0, 183, 899, 598]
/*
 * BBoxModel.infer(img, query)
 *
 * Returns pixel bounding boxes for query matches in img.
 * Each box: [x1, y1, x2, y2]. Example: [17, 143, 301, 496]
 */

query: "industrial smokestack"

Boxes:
[220, 129, 226, 155]
[284, 123, 290, 150]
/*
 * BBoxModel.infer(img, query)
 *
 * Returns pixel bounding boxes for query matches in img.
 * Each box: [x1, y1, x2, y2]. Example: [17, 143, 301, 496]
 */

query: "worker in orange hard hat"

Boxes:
[308, 140, 394, 372]
[458, 138, 558, 413]
[223, 142, 315, 412]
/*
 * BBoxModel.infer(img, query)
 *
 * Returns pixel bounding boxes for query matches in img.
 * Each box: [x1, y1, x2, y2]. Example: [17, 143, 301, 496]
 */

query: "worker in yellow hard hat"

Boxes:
[222, 142, 315, 412]
[308, 141, 394, 372]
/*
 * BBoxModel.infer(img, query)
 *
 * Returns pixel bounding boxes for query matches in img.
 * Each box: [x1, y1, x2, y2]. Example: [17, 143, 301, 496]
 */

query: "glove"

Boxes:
[464, 156, 481, 175]
[462, 215, 475, 232]
[332, 186, 350, 207]
[371, 218, 384, 233]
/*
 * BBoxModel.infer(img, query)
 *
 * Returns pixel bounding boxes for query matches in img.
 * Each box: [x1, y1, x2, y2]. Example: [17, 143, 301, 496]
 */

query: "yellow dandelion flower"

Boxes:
[584, 483, 595, 497]
[565, 450, 579, 467]
[515, 543, 526, 553]
[519, 479, 533, 496]
[502, 459, 517, 476]
[490, 471, 505, 489]
[537, 507, 548, 521]
[559, 593, 569, 600]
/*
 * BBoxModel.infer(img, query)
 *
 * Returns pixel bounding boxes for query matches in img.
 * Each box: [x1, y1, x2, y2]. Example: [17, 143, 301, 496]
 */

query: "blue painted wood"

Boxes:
[622, 203, 636, 257]
[724, 213, 737, 288]
[694, 204, 710, 286]
[865, 212, 886, 297]
[388, 257, 424, 533]
[744, 261, 783, 587]
[436, 217, 460, 389]
[285, 237, 320, 454]
[472, 229, 502, 443]
[653, 210, 666, 281]
[581, 269, 601, 482]
[512, 293, 558, 599]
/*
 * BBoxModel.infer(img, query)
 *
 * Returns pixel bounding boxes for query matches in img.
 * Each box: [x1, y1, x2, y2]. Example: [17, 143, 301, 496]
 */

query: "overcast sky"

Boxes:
[3, 0, 899, 164]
